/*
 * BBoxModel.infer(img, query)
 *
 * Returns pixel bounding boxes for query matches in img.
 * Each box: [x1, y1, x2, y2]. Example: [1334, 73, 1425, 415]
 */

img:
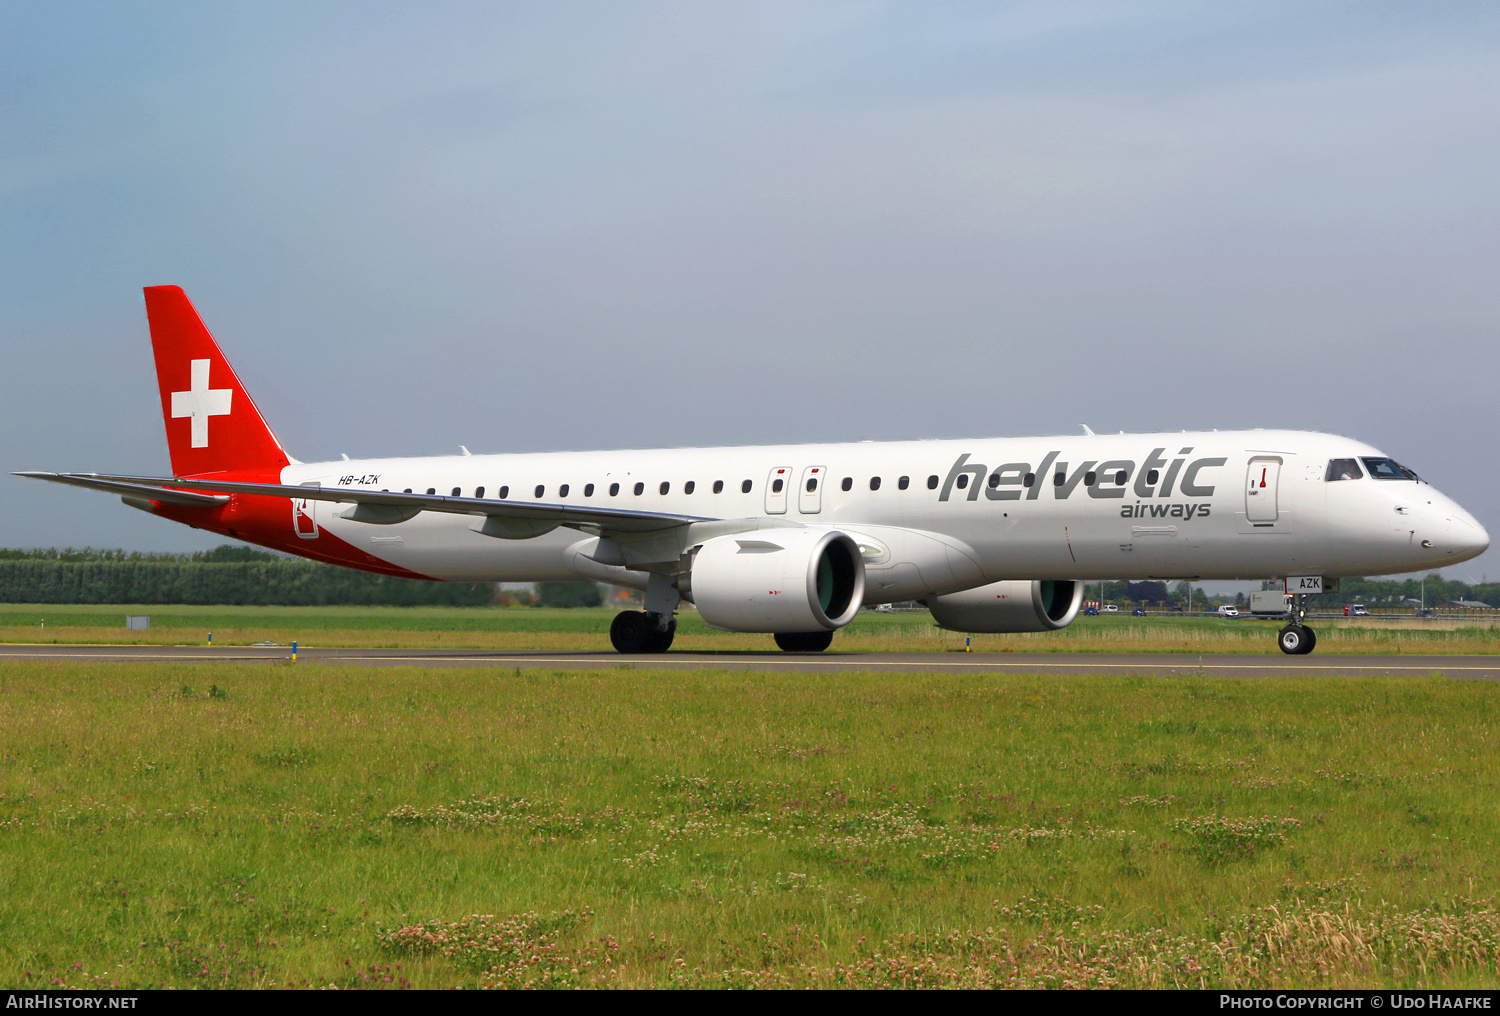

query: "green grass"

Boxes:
[2, 661, 1499, 988]
[2, 602, 1498, 654]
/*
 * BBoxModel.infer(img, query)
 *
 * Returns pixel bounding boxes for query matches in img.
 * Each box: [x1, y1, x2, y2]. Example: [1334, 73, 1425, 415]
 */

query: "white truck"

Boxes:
[1249, 591, 1292, 616]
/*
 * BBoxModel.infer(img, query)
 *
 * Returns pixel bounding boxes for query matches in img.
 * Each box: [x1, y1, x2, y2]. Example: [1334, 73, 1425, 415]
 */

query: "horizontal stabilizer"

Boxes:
[15, 471, 231, 508]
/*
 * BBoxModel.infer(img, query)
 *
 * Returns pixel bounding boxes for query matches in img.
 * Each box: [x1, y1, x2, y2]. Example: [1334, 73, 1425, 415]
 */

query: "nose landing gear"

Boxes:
[1277, 623, 1316, 655]
[1276, 594, 1317, 655]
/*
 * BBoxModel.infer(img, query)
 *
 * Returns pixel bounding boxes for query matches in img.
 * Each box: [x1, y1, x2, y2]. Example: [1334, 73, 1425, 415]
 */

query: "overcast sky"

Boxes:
[3, 2, 1498, 581]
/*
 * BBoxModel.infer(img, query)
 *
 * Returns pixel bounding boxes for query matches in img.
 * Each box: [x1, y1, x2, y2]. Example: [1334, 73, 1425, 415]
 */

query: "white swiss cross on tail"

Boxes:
[170, 359, 232, 448]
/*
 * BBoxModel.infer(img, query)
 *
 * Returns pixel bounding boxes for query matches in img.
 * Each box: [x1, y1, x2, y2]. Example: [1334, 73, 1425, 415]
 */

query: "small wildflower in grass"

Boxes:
[1173, 815, 1301, 863]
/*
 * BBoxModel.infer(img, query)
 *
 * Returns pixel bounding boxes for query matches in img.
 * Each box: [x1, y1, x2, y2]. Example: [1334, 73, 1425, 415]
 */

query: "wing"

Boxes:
[15, 471, 715, 534]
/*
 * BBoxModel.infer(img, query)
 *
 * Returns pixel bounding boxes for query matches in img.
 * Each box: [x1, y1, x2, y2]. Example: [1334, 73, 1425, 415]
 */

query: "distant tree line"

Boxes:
[0, 546, 494, 606]
[1088, 576, 1496, 611]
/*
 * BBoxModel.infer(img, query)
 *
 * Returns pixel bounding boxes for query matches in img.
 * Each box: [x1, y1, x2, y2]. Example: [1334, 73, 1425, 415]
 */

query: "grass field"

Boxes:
[2, 602, 1498, 655]
[2, 660, 1498, 989]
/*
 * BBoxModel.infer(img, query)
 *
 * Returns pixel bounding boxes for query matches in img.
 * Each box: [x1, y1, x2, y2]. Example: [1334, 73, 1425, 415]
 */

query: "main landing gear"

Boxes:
[1276, 594, 1317, 655]
[774, 631, 835, 653]
[610, 610, 676, 654]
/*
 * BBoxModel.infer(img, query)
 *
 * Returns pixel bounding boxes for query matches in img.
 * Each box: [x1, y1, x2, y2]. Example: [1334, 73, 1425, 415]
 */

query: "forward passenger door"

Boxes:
[1245, 457, 1282, 525]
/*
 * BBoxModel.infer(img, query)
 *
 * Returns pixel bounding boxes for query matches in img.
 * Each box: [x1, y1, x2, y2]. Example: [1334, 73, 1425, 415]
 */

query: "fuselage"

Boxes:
[271, 428, 1488, 599]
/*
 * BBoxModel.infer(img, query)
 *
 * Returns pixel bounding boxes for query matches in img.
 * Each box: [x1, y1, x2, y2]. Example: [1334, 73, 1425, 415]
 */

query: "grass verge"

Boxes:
[1, 661, 1497, 988]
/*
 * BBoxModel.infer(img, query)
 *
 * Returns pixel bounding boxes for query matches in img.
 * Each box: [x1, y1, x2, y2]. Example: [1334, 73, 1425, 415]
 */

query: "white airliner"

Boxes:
[18, 287, 1490, 655]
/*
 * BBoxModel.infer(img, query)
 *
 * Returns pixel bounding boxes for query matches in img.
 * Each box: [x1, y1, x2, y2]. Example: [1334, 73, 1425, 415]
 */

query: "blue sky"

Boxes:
[3, 2, 1498, 580]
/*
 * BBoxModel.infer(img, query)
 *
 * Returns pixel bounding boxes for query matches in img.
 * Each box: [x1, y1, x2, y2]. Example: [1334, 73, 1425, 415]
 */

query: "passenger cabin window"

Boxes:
[870, 477, 881, 490]
[634, 482, 644, 495]
[403, 488, 412, 493]
[1146, 469, 1159, 485]
[806, 478, 818, 492]
[476, 486, 485, 498]
[1084, 471, 1097, 487]
[1114, 470, 1127, 485]
[584, 483, 594, 497]
[1360, 457, 1417, 481]
[451, 487, 461, 497]
[1326, 459, 1363, 481]
[534, 485, 545, 498]
[499, 485, 509, 498]
[609, 482, 619, 496]
[1053, 472, 1065, 487]
[741, 479, 752, 493]
[987, 474, 999, 488]
[955, 475, 969, 490]
[1023, 473, 1035, 488]
[659, 482, 670, 495]
[772, 478, 784, 493]
[685, 481, 695, 494]
[559, 484, 569, 497]
[712, 480, 724, 493]
[927, 475, 939, 490]
[898, 476, 910, 490]
[426, 488, 436, 495]
[841, 476, 852, 491]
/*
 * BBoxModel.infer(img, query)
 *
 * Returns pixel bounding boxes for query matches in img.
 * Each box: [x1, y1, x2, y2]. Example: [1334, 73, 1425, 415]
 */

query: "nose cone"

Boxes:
[1449, 511, 1490, 563]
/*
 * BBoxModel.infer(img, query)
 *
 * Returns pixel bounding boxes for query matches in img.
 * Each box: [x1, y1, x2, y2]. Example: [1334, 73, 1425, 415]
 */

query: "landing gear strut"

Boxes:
[774, 631, 835, 653]
[1276, 594, 1317, 655]
[610, 610, 676, 654]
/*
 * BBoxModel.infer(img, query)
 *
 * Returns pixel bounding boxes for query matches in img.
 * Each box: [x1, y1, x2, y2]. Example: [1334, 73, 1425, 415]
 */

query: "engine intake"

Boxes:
[689, 529, 865, 633]
[925, 580, 1082, 633]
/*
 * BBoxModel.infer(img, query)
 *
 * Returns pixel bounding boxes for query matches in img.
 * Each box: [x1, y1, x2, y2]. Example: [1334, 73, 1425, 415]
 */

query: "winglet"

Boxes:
[144, 286, 291, 477]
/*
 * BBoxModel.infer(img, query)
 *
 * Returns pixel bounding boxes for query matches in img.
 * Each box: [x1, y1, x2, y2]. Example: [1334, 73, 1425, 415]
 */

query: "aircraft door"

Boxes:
[798, 465, 825, 514]
[1245, 457, 1282, 524]
[293, 481, 320, 539]
[765, 467, 790, 515]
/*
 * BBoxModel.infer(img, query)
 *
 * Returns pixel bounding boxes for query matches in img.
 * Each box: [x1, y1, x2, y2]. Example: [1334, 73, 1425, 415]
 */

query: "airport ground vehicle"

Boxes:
[1250, 591, 1291, 615]
[1216, 605, 1239, 617]
[1344, 604, 1369, 616]
[20, 288, 1489, 655]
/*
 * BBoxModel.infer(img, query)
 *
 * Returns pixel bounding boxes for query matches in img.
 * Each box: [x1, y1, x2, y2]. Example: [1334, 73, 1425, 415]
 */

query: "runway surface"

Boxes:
[3, 643, 1498, 678]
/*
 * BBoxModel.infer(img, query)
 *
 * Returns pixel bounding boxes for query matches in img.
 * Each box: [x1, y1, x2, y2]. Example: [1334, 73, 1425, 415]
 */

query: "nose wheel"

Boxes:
[1277, 623, 1316, 655]
[1274, 590, 1318, 655]
[610, 610, 676, 654]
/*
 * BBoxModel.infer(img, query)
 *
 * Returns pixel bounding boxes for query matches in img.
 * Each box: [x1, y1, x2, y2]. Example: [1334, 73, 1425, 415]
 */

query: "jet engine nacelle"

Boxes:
[925, 580, 1083, 633]
[689, 528, 865, 633]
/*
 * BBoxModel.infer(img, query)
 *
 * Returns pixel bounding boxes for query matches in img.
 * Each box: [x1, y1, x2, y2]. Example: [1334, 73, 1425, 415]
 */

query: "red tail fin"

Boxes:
[144, 286, 291, 477]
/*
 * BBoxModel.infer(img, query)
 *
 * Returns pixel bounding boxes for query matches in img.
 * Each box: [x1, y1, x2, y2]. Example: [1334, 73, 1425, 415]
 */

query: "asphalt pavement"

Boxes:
[2, 643, 1497, 678]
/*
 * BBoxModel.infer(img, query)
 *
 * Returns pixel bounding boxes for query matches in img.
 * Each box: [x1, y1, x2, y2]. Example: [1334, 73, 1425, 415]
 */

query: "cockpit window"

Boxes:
[1361, 457, 1419, 481]
[1326, 458, 1363, 481]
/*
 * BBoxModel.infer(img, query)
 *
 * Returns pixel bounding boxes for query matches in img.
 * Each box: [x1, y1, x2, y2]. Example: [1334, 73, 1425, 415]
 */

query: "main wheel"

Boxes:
[1277, 623, 1316, 655]
[610, 610, 655, 654]
[644, 616, 676, 653]
[774, 630, 835, 653]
